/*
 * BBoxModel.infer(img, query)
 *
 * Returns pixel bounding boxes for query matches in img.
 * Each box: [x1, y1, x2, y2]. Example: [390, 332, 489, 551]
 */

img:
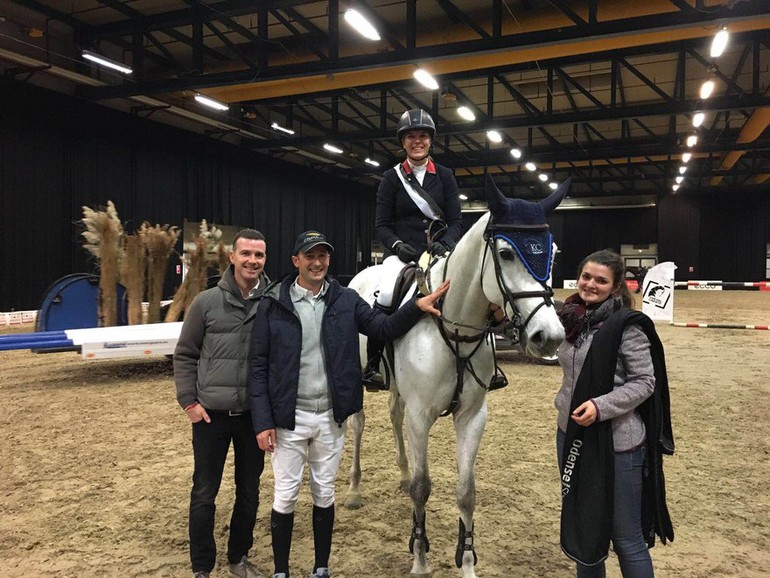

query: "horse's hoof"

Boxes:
[399, 479, 410, 494]
[343, 494, 362, 509]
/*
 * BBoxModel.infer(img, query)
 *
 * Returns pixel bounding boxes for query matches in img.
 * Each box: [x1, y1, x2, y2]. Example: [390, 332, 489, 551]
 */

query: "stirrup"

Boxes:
[488, 374, 508, 391]
[363, 368, 388, 391]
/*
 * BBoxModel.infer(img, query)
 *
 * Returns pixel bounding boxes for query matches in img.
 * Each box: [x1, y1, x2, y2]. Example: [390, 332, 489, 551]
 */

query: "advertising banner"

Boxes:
[642, 262, 677, 321]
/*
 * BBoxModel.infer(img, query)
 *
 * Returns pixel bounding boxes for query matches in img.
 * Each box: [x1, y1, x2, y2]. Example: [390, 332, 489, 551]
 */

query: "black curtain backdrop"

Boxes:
[0, 78, 376, 311]
[1, 78, 768, 311]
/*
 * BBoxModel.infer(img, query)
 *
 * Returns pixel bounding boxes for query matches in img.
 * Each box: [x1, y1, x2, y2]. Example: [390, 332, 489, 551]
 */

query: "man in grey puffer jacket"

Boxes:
[175, 228, 270, 578]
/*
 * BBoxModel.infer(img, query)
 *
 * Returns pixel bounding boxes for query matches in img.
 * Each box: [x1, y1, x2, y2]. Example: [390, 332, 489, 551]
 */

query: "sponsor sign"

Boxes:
[642, 262, 676, 321]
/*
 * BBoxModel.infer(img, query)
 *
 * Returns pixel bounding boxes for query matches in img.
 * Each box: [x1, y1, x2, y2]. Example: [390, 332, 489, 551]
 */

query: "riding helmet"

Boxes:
[396, 109, 436, 143]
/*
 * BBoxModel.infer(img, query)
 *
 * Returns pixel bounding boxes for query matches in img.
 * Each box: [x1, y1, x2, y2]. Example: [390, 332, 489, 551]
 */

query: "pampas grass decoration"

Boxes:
[141, 223, 180, 323]
[121, 233, 145, 325]
[81, 201, 123, 327]
[164, 220, 224, 322]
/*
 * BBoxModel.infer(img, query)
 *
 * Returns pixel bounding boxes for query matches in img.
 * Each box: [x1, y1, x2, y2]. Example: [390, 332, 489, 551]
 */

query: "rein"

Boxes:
[422, 249, 505, 417]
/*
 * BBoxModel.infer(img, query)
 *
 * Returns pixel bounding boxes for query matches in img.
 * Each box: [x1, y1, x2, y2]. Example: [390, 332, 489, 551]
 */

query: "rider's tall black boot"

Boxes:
[362, 302, 391, 391]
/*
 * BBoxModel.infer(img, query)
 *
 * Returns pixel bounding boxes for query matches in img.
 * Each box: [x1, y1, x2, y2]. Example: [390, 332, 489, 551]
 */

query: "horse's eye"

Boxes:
[499, 248, 515, 261]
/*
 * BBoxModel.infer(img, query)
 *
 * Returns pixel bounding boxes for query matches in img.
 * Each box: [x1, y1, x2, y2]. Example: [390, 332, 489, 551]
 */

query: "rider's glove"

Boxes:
[427, 241, 448, 257]
[395, 242, 420, 263]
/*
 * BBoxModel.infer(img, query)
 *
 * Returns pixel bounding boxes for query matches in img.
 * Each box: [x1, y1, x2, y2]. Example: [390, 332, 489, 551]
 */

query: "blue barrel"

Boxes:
[36, 274, 128, 333]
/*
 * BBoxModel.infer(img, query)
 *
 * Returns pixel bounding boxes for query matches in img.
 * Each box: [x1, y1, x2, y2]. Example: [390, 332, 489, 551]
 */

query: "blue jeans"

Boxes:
[190, 411, 265, 573]
[557, 428, 654, 578]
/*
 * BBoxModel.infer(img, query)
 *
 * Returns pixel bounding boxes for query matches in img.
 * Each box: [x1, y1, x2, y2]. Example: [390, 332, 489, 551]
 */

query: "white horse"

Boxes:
[344, 175, 569, 577]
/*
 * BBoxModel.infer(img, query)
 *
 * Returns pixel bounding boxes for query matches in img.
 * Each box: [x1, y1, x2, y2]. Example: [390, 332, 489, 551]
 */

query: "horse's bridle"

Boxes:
[481, 221, 556, 346]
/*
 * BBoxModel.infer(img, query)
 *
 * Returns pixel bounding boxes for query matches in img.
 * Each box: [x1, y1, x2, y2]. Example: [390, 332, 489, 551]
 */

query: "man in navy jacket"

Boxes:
[248, 230, 448, 578]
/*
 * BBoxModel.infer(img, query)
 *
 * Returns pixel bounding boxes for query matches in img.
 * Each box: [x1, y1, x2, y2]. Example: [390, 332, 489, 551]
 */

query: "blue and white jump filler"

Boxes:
[345, 174, 570, 577]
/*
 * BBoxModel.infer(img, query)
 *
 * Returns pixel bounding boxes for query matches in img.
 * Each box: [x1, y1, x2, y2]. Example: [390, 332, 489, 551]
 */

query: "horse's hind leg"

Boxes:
[453, 399, 488, 578]
[406, 413, 434, 576]
[388, 389, 411, 493]
[344, 409, 364, 509]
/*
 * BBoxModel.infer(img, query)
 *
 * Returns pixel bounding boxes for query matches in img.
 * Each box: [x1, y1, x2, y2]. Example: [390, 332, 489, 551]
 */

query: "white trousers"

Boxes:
[271, 408, 346, 514]
[376, 255, 410, 308]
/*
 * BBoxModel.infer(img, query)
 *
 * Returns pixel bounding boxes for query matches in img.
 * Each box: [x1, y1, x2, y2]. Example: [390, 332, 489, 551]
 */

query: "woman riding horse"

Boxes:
[363, 109, 463, 388]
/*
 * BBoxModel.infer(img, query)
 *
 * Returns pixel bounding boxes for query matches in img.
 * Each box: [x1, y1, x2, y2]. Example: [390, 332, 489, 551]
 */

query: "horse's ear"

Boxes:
[538, 177, 571, 215]
[485, 173, 509, 217]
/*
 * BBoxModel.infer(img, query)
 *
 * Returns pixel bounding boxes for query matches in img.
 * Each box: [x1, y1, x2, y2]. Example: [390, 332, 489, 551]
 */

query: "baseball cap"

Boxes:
[293, 230, 334, 255]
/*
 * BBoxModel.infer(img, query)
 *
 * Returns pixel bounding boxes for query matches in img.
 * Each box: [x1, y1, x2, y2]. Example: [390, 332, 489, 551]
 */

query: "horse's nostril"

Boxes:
[530, 330, 545, 346]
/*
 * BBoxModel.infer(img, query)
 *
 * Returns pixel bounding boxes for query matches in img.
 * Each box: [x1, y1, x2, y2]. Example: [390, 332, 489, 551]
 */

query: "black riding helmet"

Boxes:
[396, 109, 436, 143]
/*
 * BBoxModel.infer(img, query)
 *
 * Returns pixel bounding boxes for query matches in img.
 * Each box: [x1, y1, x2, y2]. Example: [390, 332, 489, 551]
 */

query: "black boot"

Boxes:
[312, 504, 335, 572]
[362, 337, 386, 391]
[362, 303, 390, 391]
[271, 509, 295, 576]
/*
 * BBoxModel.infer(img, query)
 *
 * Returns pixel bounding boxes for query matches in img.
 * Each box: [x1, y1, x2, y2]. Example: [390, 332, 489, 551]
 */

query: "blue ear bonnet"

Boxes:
[487, 198, 553, 282]
[494, 229, 553, 282]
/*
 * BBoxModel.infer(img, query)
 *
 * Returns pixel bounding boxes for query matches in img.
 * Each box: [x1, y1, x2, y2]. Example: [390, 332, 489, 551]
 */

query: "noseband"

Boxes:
[482, 222, 556, 345]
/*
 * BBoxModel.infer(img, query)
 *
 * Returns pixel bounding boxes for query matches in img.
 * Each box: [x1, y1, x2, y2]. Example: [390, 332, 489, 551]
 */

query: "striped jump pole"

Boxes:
[671, 322, 769, 330]
[674, 281, 770, 290]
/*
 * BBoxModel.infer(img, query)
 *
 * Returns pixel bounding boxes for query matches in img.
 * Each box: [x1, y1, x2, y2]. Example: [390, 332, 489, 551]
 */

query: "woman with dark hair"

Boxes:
[363, 108, 463, 388]
[555, 249, 674, 577]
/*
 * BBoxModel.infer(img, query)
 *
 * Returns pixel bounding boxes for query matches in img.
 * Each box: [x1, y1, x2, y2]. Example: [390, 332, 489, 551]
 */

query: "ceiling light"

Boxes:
[676, 176, 684, 184]
[344, 9, 381, 41]
[486, 130, 502, 143]
[457, 106, 475, 121]
[692, 112, 705, 127]
[459, 193, 468, 201]
[271, 122, 295, 135]
[686, 135, 698, 147]
[364, 157, 380, 167]
[699, 80, 715, 100]
[679, 166, 688, 174]
[82, 50, 132, 74]
[194, 93, 229, 111]
[682, 152, 692, 163]
[672, 184, 680, 192]
[323, 143, 344, 154]
[413, 68, 439, 90]
[710, 27, 729, 58]
[549, 182, 558, 190]
[525, 162, 537, 171]
[538, 173, 548, 182]
[510, 148, 522, 159]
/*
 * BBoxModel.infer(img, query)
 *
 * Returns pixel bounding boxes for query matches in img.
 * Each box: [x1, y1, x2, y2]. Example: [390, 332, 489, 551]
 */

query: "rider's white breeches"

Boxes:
[271, 408, 347, 514]
[375, 255, 409, 307]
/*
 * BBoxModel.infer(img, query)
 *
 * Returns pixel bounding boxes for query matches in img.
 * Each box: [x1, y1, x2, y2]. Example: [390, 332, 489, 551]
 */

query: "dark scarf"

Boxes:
[560, 308, 675, 565]
[558, 293, 623, 345]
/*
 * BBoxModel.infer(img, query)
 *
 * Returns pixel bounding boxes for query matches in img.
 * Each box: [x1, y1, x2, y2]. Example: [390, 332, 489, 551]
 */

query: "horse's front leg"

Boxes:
[343, 409, 365, 509]
[406, 411, 435, 576]
[453, 395, 488, 578]
[388, 389, 411, 493]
